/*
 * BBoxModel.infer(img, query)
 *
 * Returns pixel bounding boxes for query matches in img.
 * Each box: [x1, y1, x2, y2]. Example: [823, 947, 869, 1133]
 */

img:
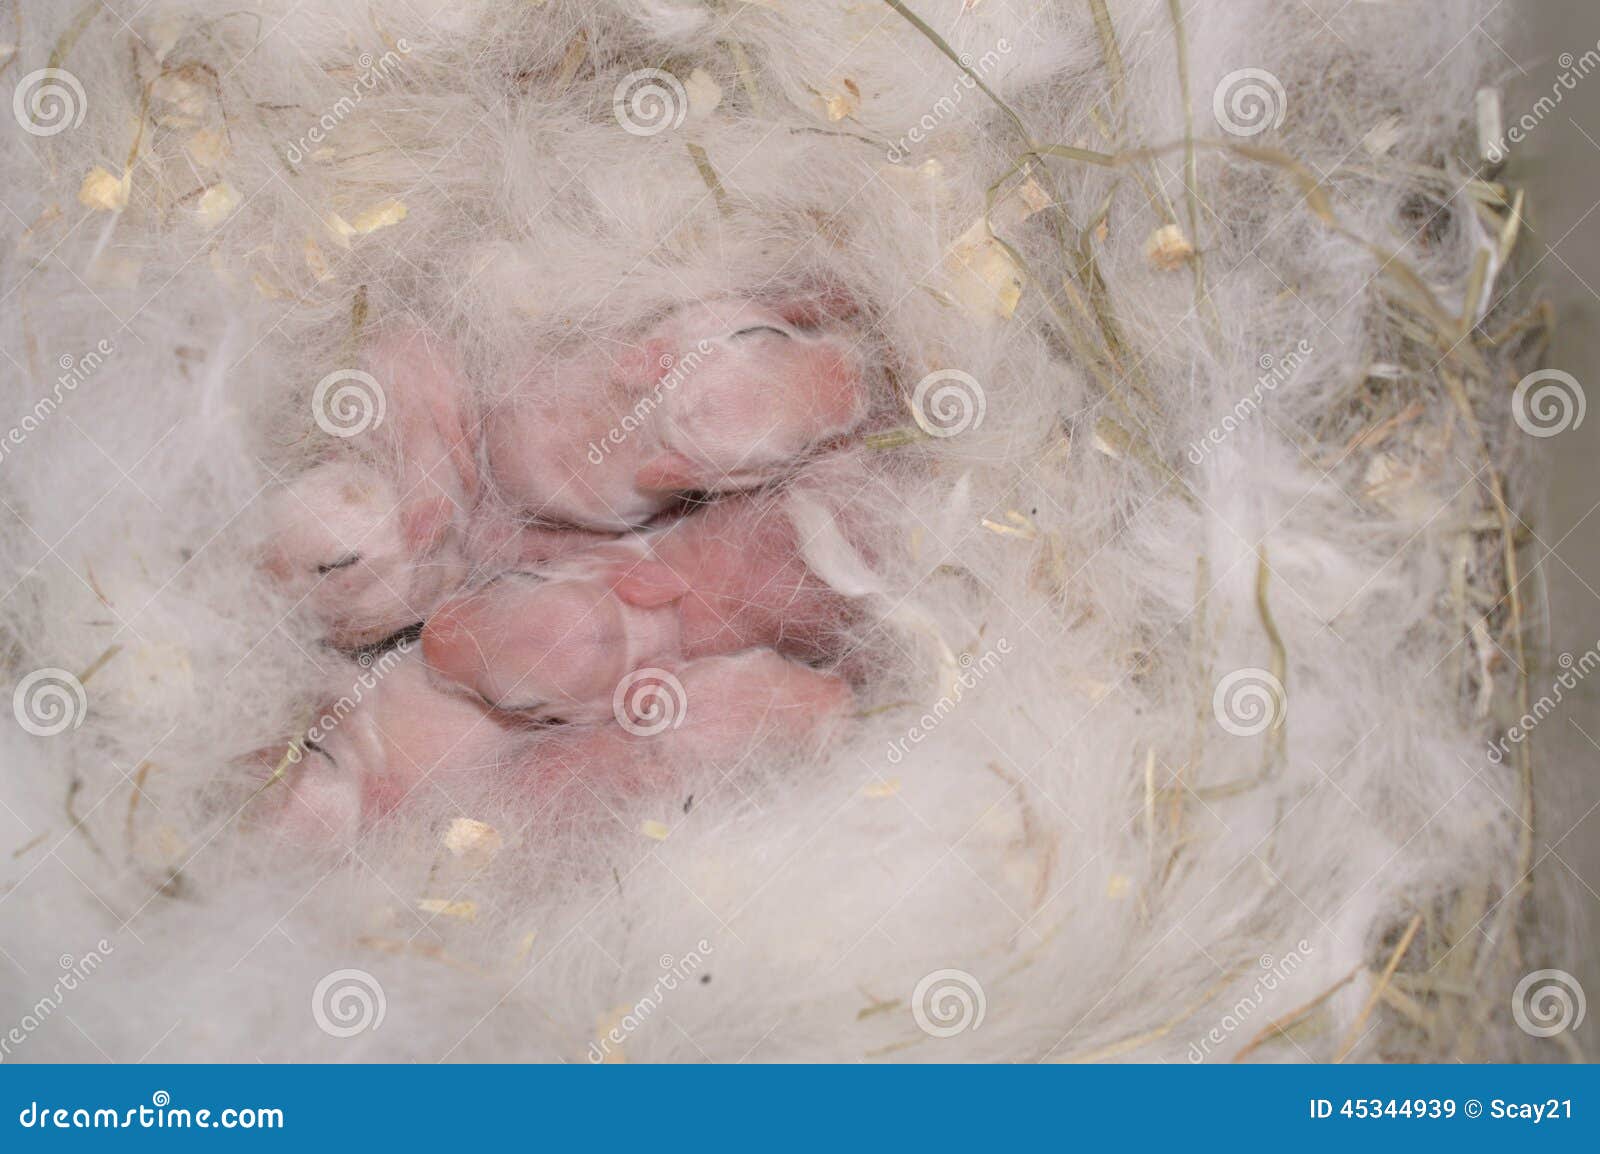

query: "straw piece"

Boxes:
[1232, 965, 1361, 1063]
[1335, 913, 1423, 1062]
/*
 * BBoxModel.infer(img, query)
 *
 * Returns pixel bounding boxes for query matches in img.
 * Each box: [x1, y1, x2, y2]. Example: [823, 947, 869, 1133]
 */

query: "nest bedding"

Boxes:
[0, 0, 1580, 1063]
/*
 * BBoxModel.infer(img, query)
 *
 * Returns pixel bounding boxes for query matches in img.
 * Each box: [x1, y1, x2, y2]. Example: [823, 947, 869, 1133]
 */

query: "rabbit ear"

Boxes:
[768, 283, 861, 328]
[609, 558, 691, 608]
[367, 328, 480, 499]
[400, 494, 457, 554]
[634, 449, 711, 492]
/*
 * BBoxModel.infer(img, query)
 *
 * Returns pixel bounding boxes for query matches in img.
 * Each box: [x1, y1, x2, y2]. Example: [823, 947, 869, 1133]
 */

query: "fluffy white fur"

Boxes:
[0, 0, 1543, 1062]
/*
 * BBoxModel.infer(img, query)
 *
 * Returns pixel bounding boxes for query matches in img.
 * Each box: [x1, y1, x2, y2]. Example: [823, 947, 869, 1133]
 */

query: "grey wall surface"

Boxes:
[1518, 0, 1598, 1057]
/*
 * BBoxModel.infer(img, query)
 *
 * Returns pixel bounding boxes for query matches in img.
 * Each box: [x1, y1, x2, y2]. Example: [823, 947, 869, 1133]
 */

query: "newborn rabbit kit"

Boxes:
[0, 0, 1559, 1062]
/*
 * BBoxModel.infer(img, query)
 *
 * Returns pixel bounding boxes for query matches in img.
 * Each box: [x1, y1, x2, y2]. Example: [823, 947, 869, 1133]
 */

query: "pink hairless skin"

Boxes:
[421, 486, 855, 720]
[263, 332, 478, 648]
[259, 295, 873, 842]
[266, 301, 868, 645]
[267, 649, 512, 844]
[263, 329, 616, 647]
[483, 299, 868, 531]
[267, 647, 850, 844]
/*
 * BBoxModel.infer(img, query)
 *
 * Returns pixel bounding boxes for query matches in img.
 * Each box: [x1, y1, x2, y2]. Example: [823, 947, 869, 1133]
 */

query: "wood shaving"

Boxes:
[686, 67, 723, 118]
[77, 167, 129, 212]
[186, 128, 228, 168]
[324, 213, 356, 248]
[303, 237, 332, 282]
[820, 78, 861, 122]
[348, 199, 408, 234]
[196, 182, 240, 227]
[1144, 223, 1193, 270]
[990, 177, 1052, 232]
[982, 510, 1038, 540]
[442, 817, 502, 862]
[1476, 87, 1503, 161]
[943, 218, 1023, 321]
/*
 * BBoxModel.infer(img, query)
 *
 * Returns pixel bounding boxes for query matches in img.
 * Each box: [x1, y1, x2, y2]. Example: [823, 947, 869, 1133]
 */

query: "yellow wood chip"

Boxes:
[863, 779, 900, 798]
[1362, 116, 1403, 157]
[303, 237, 332, 282]
[640, 819, 670, 841]
[186, 128, 228, 168]
[821, 79, 860, 122]
[1091, 416, 1130, 459]
[1069, 674, 1114, 702]
[943, 219, 1023, 321]
[686, 67, 723, 118]
[1144, 223, 1193, 271]
[990, 177, 1052, 232]
[323, 213, 356, 248]
[1106, 873, 1131, 899]
[982, 510, 1037, 540]
[442, 817, 501, 859]
[417, 898, 478, 921]
[196, 182, 240, 227]
[349, 198, 407, 234]
[77, 167, 129, 212]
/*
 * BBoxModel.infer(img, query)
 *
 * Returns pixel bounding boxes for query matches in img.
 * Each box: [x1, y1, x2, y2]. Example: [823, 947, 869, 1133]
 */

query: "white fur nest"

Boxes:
[0, 0, 1562, 1063]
